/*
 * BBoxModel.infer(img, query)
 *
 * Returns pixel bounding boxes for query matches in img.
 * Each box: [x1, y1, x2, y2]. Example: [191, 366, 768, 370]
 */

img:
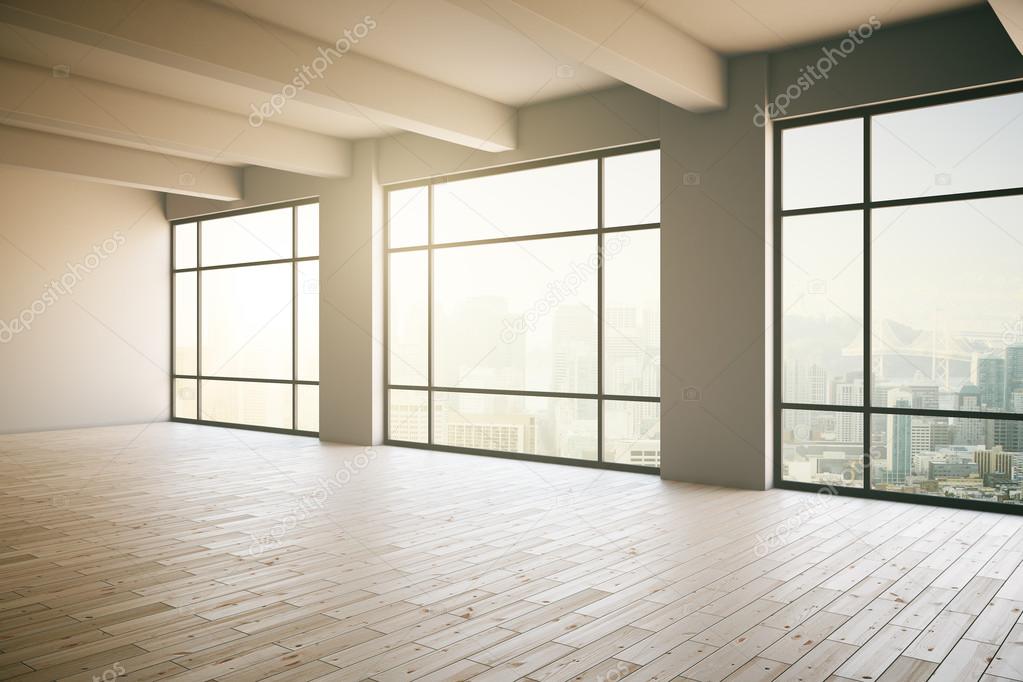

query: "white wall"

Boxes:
[0, 166, 169, 433]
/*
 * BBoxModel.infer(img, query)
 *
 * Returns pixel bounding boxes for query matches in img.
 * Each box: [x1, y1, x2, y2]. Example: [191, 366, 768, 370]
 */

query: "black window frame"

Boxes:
[384, 142, 661, 473]
[170, 198, 320, 436]
[773, 79, 1023, 513]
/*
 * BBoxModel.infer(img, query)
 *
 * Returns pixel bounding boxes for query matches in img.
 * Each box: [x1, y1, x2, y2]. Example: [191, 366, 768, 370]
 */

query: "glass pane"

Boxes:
[174, 272, 197, 376]
[782, 119, 863, 210]
[297, 384, 318, 433]
[389, 389, 429, 443]
[297, 203, 319, 257]
[873, 91, 1023, 201]
[201, 207, 292, 266]
[604, 400, 660, 467]
[388, 186, 428, 248]
[174, 378, 197, 420]
[604, 149, 660, 227]
[872, 197, 1023, 414]
[202, 263, 292, 380]
[388, 251, 428, 386]
[434, 160, 597, 243]
[781, 211, 863, 407]
[781, 409, 864, 488]
[604, 230, 659, 397]
[297, 261, 319, 382]
[174, 222, 197, 270]
[434, 235, 597, 393]
[871, 413, 1023, 504]
[200, 379, 292, 429]
[433, 391, 597, 460]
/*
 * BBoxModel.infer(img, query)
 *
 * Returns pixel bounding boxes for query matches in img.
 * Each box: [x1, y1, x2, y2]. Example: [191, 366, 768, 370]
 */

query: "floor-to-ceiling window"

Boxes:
[775, 82, 1023, 510]
[385, 144, 661, 470]
[171, 200, 319, 434]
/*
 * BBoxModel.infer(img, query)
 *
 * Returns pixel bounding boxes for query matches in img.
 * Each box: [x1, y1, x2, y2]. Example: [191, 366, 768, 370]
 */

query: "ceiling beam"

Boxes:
[0, 125, 243, 200]
[0, 58, 351, 178]
[450, 0, 726, 111]
[0, 0, 516, 152]
[990, 0, 1023, 55]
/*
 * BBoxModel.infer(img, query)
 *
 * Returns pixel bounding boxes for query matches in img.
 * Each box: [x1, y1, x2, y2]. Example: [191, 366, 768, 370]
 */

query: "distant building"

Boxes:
[1008, 345, 1023, 404]
[975, 446, 1012, 478]
[928, 461, 978, 479]
[976, 356, 1006, 410]
[886, 391, 912, 484]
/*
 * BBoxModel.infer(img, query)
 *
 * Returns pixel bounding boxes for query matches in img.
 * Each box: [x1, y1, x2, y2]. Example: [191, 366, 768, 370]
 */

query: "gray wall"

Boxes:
[0, 166, 169, 433]
[770, 6, 1023, 117]
[659, 55, 772, 489]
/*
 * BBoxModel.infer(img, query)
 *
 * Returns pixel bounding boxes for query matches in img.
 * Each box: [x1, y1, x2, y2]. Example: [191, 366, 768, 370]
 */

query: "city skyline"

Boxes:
[783, 326, 1023, 504]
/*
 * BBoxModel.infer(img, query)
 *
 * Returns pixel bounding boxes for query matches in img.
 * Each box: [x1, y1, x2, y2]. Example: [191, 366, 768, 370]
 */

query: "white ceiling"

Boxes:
[210, 0, 987, 103]
[637, 0, 983, 54]
[209, 0, 617, 107]
[0, 0, 1005, 197]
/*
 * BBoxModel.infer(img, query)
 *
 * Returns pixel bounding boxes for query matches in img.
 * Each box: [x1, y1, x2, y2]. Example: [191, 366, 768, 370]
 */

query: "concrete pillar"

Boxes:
[319, 139, 385, 445]
[659, 55, 772, 489]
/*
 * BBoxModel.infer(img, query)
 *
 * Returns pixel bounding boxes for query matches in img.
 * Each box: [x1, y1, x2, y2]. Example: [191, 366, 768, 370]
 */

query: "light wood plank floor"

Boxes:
[3, 423, 1023, 681]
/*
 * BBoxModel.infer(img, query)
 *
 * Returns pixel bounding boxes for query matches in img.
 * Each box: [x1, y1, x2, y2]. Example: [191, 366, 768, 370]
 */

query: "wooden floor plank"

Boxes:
[1, 423, 1022, 682]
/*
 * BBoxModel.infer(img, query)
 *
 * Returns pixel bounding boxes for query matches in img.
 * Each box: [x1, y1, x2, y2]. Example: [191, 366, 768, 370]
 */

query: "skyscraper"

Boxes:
[957, 384, 986, 446]
[909, 385, 940, 410]
[886, 391, 912, 484]
[834, 379, 863, 444]
[976, 356, 1006, 411]
[1009, 345, 1023, 408]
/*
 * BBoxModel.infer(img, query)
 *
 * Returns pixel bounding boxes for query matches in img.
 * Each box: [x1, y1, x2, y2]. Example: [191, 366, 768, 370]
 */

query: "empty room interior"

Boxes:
[3, 0, 1023, 680]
